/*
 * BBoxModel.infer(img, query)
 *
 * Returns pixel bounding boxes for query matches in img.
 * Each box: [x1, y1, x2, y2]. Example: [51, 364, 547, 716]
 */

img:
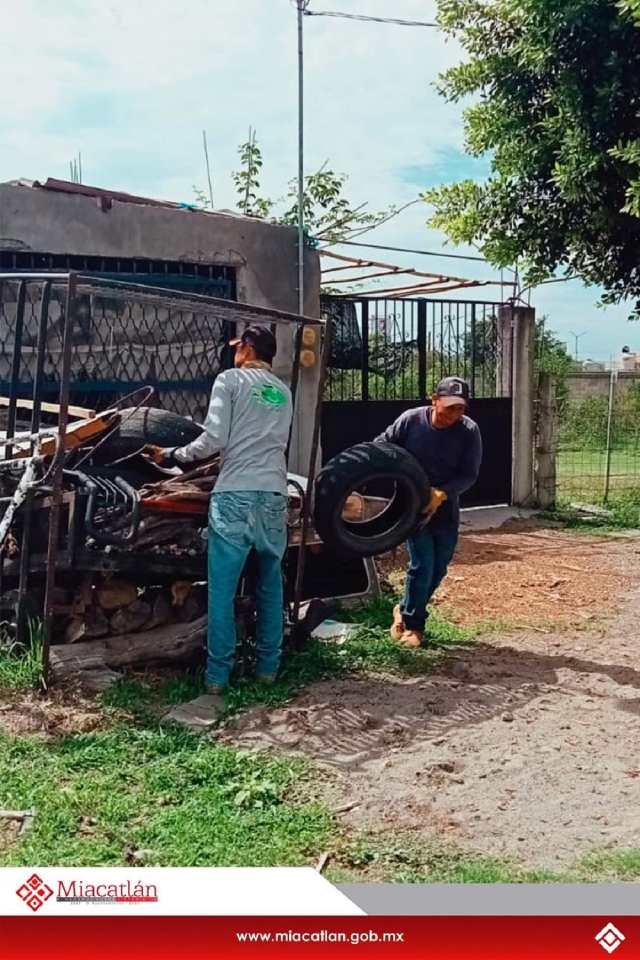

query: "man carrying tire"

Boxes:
[145, 326, 293, 695]
[378, 376, 482, 649]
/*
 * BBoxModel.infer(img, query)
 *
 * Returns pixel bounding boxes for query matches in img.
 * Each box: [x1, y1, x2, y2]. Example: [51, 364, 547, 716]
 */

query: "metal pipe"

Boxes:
[470, 302, 477, 397]
[0, 274, 323, 325]
[296, 0, 306, 316]
[30, 280, 52, 443]
[604, 368, 617, 503]
[286, 322, 304, 465]
[417, 299, 427, 401]
[292, 313, 333, 632]
[361, 300, 369, 403]
[42, 273, 77, 686]
[64, 470, 142, 545]
[16, 488, 35, 645]
[6, 281, 27, 459]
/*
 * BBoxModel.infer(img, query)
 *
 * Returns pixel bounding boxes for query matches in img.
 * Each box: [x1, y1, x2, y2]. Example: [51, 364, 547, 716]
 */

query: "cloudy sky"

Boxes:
[1, 0, 635, 360]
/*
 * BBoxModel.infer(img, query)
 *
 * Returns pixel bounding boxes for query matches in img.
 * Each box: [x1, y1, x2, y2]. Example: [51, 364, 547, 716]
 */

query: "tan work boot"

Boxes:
[398, 628, 422, 649]
[390, 604, 405, 642]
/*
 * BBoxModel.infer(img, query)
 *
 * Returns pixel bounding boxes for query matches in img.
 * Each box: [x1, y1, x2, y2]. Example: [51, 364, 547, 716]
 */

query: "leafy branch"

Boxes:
[193, 129, 410, 244]
[231, 128, 274, 219]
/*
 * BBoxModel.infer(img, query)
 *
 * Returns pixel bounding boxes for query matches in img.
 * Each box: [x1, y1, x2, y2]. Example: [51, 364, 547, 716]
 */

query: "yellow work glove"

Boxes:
[419, 488, 448, 527]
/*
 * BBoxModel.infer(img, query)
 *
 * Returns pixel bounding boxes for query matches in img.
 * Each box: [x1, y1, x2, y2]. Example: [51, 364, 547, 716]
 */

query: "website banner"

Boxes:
[1, 915, 638, 958]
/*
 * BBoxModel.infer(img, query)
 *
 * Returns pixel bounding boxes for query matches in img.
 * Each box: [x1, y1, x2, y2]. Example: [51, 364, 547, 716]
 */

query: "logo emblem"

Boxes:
[595, 923, 626, 954]
[16, 873, 54, 912]
[252, 384, 287, 407]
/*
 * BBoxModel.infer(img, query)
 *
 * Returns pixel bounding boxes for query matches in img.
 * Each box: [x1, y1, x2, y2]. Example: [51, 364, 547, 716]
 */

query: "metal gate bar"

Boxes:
[321, 294, 513, 507]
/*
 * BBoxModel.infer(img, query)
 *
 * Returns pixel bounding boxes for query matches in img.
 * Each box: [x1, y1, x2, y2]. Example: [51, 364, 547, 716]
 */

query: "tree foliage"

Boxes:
[535, 318, 577, 404]
[194, 130, 398, 244]
[231, 129, 274, 219]
[426, 0, 640, 316]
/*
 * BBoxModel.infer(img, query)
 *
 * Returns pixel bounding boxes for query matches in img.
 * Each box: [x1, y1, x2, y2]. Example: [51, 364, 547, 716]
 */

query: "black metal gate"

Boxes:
[321, 295, 513, 507]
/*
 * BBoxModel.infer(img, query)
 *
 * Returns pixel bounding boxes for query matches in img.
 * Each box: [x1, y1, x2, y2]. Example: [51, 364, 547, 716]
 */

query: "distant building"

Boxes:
[620, 346, 640, 372]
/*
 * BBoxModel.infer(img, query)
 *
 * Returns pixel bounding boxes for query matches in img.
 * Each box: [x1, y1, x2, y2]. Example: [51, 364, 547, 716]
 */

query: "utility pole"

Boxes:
[569, 330, 586, 360]
[295, 0, 309, 316]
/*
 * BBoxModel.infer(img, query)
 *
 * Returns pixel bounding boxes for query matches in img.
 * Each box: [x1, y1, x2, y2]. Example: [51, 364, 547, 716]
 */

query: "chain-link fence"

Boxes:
[0, 277, 238, 422]
[0, 275, 315, 436]
[555, 373, 640, 507]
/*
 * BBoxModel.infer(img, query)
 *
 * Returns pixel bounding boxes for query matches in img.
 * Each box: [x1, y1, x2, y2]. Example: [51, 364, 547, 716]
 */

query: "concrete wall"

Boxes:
[0, 182, 322, 474]
[566, 371, 640, 401]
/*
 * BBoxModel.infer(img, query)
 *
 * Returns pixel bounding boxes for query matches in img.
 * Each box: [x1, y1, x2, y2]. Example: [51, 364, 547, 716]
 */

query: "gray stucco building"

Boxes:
[0, 177, 322, 473]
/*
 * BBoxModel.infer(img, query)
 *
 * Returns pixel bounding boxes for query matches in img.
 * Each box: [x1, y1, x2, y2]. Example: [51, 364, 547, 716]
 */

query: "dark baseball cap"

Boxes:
[436, 376, 470, 406]
[229, 325, 277, 362]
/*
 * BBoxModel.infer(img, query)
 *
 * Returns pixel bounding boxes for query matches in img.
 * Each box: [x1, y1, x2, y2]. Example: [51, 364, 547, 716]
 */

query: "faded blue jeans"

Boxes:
[206, 491, 287, 687]
[400, 527, 458, 633]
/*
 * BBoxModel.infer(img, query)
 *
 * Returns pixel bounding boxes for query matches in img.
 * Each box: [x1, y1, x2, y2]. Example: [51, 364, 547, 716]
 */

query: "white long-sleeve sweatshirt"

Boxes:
[174, 366, 293, 496]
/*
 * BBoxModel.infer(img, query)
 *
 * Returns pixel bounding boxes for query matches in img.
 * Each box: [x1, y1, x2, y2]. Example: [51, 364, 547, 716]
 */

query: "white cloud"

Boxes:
[0, 0, 635, 354]
[0, 0, 461, 201]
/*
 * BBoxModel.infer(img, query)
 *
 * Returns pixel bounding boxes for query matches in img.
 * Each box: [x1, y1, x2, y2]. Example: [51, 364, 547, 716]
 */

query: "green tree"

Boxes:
[535, 319, 577, 405]
[194, 130, 403, 245]
[425, 0, 640, 316]
[232, 128, 274, 219]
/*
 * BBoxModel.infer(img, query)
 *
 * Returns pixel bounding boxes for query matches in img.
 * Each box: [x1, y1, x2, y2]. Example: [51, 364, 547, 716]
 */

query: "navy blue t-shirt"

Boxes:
[377, 406, 482, 535]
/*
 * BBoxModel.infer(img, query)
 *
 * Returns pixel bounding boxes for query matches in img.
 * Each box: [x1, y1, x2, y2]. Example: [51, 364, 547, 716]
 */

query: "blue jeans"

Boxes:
[400, 527, 458, 633]
[206, 491, 287, 687]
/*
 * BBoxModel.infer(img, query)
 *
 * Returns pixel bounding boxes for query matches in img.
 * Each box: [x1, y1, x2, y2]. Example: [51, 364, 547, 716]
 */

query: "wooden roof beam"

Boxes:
[320, 248, 472, 285]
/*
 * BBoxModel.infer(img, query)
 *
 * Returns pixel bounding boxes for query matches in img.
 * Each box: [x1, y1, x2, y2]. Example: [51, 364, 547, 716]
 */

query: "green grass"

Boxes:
[4, 600, 637, 879]
[2, 598, 640, 879]
[0, 599, 478, 871]
[577, 848, 640, 882]
[328, 833, 571, 884]
[4, 717, 640, 878]
[545, 490, 640, 531]
[328, 832, 640, 884]
[552, 444, 640, 528]
[558, 447, 640, 478]
[0, 622, 43, 692]
[102, 597, 472, 722]
[557, 448, 640, 507]
[0, 724, 333, 867]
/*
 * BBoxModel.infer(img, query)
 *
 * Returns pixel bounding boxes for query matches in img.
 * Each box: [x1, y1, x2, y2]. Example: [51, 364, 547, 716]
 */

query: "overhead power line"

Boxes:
[305, 10, 438, 27]
[334, 240, 489, 264]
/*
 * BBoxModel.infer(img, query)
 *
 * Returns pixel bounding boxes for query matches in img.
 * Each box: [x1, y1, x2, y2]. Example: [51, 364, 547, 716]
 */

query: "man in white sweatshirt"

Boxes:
[147, 326, 293, 693]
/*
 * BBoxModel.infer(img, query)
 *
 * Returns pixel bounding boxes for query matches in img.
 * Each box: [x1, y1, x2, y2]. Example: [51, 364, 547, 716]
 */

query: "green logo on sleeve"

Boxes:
[252, 384, 288, 407]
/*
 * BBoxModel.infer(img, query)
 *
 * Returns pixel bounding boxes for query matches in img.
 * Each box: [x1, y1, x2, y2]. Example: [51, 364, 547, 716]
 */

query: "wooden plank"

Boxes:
[0, 397, 96, 419]
[8, 412, 117, 460]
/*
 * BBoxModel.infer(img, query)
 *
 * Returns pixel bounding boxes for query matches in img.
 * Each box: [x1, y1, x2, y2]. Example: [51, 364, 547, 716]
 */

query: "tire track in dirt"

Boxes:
[220, 536, 640, 868]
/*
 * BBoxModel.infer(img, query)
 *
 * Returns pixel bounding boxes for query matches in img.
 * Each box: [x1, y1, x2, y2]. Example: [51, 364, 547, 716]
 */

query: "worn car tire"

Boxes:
[313, 441, 431, 557]
[95, 408, 203, 463]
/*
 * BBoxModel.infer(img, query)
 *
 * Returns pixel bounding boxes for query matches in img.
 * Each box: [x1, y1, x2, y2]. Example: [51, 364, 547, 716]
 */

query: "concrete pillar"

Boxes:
[496, 306, 514, 398]
[536, 372, 558, 510]
[501, 305, 536, 506]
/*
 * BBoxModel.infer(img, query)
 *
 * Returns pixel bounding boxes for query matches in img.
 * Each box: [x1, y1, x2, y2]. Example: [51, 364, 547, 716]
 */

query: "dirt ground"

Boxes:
[0, 690, 106, 738]
[380, 521, 640, 628]
[220, 526, 640, 868]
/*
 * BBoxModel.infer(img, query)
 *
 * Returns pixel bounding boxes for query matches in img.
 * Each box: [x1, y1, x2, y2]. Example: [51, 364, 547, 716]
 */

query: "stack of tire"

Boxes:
[313, 442, 430, 558]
